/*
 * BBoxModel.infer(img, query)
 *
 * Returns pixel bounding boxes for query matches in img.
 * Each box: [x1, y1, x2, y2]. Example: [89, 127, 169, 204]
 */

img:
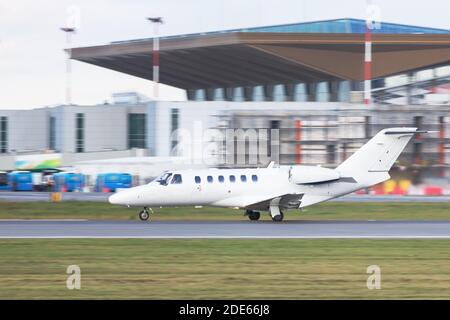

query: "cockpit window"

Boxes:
[155, 172, 172, 185]
[171, 174, 182, 184]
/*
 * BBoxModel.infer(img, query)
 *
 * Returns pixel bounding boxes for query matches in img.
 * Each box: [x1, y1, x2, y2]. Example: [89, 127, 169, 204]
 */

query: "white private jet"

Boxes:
[109, 127, 425, 222]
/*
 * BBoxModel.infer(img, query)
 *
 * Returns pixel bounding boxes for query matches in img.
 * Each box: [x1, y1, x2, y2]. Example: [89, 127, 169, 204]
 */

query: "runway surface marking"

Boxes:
[2, 220, 450, 239]
[2, 236, 450, 239]
[0, 219, 88, 222]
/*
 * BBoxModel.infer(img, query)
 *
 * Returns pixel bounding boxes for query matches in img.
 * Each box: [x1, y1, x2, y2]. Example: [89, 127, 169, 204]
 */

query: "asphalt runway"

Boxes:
[0, 191, 449, 203]
[2, 220, 450, 238]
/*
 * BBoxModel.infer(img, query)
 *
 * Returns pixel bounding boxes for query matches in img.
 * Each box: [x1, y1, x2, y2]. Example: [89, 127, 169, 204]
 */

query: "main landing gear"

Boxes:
[271, 211, 284, 222]
[269, 205, 284, 222]
[139, 207, 151, 221]
[245, 209, 284, 222]
[245, 209, 261, 221]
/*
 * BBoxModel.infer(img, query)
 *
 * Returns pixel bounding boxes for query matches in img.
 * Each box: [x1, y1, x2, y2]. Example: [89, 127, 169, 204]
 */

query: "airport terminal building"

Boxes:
[1, 18, 449, 188]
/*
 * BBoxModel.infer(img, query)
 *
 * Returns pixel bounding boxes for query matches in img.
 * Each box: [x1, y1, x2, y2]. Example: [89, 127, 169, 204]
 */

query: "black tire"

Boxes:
[271, 212, 284, 222]
[139, 210, 150, 221]
[248, 211, 260, 221]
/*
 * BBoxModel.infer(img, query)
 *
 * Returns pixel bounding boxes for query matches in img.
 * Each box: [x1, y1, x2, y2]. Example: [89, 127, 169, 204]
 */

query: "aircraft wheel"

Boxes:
[271, 212, 284, 222]
[248, 211, 260, 221]
[139, 209, 150, 221]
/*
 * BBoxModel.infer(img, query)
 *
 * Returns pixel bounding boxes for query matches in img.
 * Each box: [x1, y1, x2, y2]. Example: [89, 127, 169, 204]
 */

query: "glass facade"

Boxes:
[75, 113, 84, 153]
[170, 108, 179, 150]
[293, 83, 307, 102]
[194, 89, 206, 101]
[128, 113, 146, 149]
[253, 85, 265, 101]
[316, 82, 330, 102]
[49, 116, 56, 150]
[338, 81, 351, 102]
[273, 84, 286, 102]
[213, 88, 225, 101]
[233, 87, 245, 101]
[0, 116, 7, 153]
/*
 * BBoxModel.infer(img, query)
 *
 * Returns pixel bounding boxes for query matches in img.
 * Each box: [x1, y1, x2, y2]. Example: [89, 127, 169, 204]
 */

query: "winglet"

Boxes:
[267, 161, 275, 169]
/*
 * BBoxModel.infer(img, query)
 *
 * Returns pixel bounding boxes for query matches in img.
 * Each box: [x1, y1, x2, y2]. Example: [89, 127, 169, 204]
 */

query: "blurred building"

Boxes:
[71, 18, 450, 104]
[1, 18, 449, 187]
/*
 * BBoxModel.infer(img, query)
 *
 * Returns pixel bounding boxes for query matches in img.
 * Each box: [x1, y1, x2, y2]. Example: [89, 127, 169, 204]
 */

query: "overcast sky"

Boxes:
[1, 0, 449, 109]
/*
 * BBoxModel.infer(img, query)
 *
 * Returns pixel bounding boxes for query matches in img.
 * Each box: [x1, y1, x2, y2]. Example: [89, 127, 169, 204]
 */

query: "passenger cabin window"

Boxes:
[229, 175, 236, 183]
[156, 172, 172, 185]
[195, 176, 201, 183]
[207, 176, 213, 183]
[240, 175, 247, 182]
[171, 174, 182, 184]
[218, 175, 224, 183]
[252, 175, 258, 182]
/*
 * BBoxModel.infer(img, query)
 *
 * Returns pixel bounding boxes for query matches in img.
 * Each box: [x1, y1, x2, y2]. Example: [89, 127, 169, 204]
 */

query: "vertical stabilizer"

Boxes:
[337, 127, 419, 176]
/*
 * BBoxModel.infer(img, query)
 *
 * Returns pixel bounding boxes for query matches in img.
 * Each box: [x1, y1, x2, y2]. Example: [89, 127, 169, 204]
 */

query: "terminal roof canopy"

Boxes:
[70, 18, 450, 89]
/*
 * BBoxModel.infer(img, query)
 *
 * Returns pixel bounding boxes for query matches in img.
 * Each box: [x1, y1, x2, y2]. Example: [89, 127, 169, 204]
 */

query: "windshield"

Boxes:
[154, 172, 172, 185]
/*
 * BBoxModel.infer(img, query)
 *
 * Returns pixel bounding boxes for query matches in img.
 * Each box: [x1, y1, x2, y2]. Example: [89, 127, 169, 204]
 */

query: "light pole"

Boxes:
[364, 18, 372, 105]
[60, 27, 76, 105]
[146, 17, 164, 99]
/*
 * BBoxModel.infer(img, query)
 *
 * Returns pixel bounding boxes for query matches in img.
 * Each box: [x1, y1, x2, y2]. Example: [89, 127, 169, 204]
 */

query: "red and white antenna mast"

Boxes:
[147, 17, 164, 99]
[364, 25, 372, 105]
[364, 0, 381, 105]
[364, 1, 373, 105]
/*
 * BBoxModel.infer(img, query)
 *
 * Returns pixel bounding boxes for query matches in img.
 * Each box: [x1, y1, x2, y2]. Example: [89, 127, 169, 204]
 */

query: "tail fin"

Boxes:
[337, 127, 420, 175]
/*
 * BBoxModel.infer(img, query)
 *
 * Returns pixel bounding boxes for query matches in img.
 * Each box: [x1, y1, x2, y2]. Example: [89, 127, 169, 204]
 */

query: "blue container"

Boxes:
[95, 173, 132, 192]
[53, 172, 84, 192]
[8, 171, 33, 191]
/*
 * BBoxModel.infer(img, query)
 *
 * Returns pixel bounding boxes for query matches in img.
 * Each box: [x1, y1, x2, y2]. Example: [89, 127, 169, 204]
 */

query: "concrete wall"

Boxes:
[0, 154, 15, 170]
[151, 101, 224, 159]
[62, 149, 147, 167]
[52, 104, 146, 153]
[0, 104, 148, 169]
[0, 108, 49, 153]
[1, 104, 147, 155]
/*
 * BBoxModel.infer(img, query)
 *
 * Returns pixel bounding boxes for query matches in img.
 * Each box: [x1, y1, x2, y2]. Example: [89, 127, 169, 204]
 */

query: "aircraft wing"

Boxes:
[213, 192, 303, 211]
[245, 193, 304, 211]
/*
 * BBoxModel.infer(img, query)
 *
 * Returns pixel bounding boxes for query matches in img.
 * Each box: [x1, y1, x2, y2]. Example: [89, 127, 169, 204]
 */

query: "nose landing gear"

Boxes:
[138, 207, 152, 221]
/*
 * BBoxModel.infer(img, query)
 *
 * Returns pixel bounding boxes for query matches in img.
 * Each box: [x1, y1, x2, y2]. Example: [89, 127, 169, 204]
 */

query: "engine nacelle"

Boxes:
[289, 165, 340, 184]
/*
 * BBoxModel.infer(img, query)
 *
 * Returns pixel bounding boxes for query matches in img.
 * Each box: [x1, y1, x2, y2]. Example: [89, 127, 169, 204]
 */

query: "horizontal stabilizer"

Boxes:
[384, 129, 427, 135]
[289, 165, 340, 184]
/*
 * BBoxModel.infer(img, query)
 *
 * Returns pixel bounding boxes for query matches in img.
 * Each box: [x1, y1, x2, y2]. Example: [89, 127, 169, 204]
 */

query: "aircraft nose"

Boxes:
[108, 192, 119, 205]
[108, 191, 129, 205]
